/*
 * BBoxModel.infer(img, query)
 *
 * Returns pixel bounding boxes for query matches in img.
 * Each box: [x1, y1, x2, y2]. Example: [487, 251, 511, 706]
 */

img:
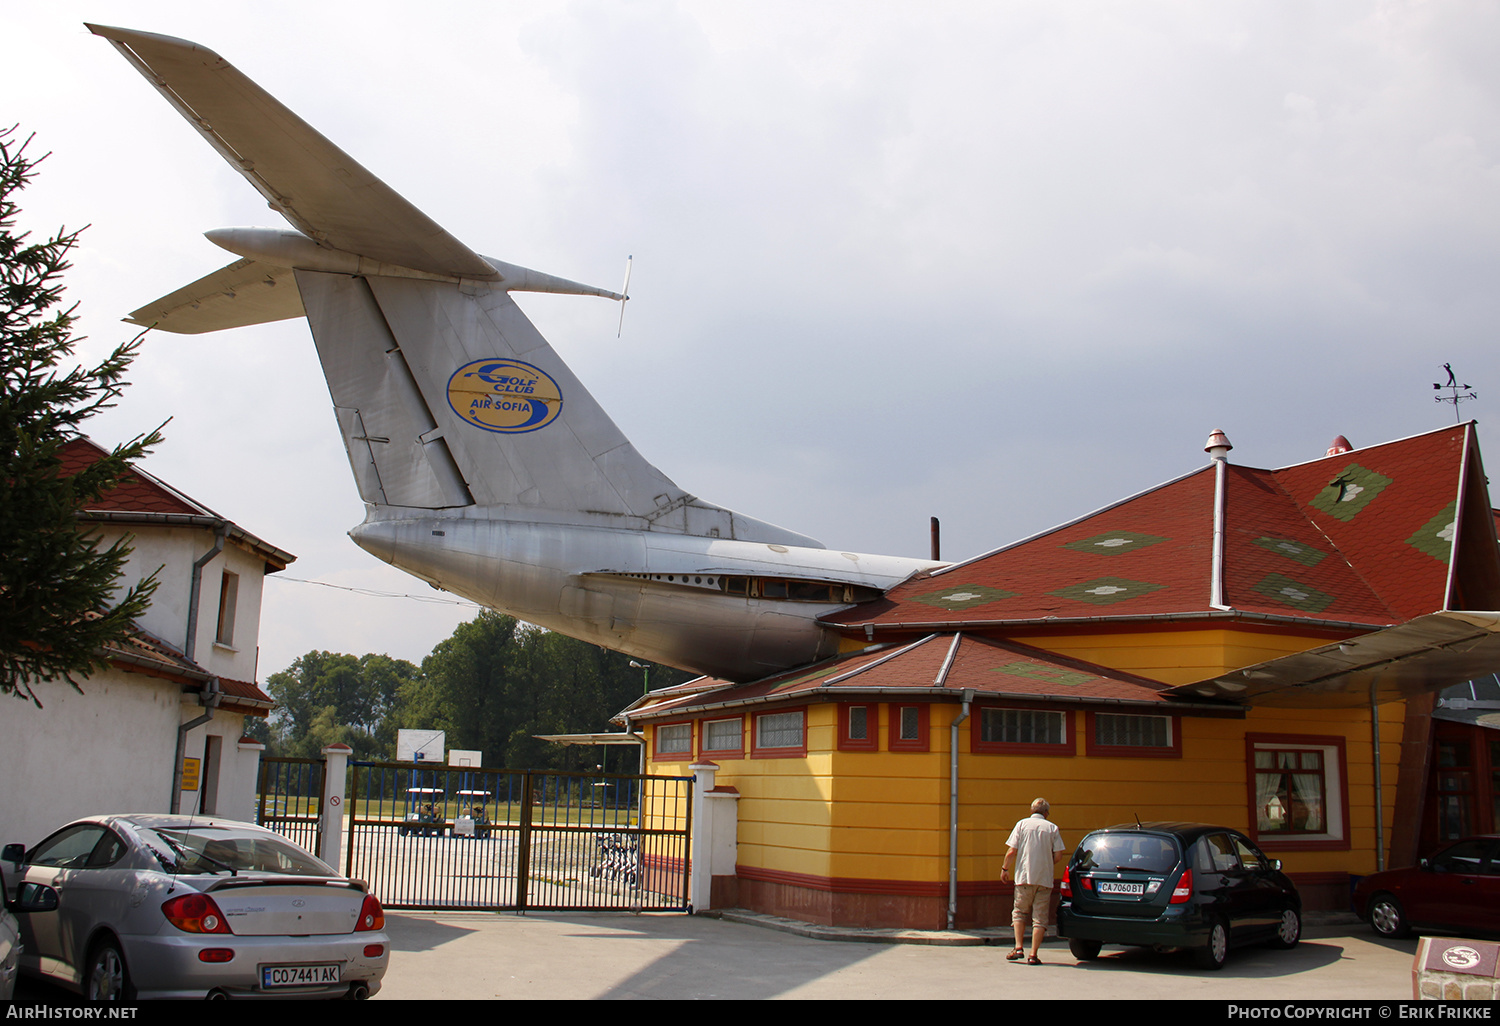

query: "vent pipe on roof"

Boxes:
[1205, 430, 1232, 611]
[1327, 435, 1353, 457]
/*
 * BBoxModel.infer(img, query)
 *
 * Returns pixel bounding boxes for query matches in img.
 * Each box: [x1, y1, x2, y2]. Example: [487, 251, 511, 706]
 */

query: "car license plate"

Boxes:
[262, 963, 341, 988]
[1097, 881, 1145, 896]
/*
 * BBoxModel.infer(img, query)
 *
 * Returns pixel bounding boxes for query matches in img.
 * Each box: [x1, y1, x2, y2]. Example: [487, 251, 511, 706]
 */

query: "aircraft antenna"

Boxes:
[616, 255, 633, 338]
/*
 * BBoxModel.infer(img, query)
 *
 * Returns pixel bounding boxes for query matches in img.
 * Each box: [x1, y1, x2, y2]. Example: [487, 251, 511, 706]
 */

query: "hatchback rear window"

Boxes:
[1073, 832, 1180, 873]
[135, 825, 332, 877]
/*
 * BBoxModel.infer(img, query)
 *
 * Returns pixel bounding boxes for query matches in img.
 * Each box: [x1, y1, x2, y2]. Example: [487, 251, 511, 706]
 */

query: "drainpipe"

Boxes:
[185, 524, 227, 663]
[170, 677, 220, 814]
[1205, 430, 1233, 611]
[1371, 686, 1385, 871]
[947, 689, 974, 930]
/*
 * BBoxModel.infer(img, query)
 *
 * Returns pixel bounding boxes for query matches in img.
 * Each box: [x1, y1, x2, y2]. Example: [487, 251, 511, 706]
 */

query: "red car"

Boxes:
[1353, 835, 1500, 939]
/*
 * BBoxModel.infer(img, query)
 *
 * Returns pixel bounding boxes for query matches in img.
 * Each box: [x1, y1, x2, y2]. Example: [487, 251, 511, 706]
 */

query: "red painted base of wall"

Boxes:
[721, 867, 1352, 930]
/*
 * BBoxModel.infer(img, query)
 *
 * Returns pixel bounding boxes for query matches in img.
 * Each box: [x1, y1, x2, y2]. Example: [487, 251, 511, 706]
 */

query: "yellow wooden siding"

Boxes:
[1019, 627, 1356, 685]
[674, 696, 1407, 885]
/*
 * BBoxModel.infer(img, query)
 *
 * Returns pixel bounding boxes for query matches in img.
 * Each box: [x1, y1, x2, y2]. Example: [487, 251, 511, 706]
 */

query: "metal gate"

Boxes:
[344, 762, 692, 912]
[255, 755, 325, 854]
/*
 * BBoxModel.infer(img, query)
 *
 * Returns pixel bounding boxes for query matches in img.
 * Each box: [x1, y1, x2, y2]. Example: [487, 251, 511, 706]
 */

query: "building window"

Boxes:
[973, 708, 1073, 756]
[701, 716, 743, 758]
[654, 722, 692, 760]
[752, 709, 806, 758]
[838, 704, 877, 752]
[1245, 734, 1348, 851]
[1255, 749, 1326, 834]
[1085, 712, 1181, 758]
[215, 570, 239, 647]
[888, 704, 929, 752]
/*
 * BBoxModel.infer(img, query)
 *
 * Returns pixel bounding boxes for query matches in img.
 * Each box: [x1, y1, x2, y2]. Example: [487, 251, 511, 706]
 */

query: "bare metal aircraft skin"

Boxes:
[92, 24, 942, 681]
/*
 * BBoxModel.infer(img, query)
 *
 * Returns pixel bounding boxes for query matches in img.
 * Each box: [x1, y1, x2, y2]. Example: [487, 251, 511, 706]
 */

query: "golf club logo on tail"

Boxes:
[447, 360, 563, 434]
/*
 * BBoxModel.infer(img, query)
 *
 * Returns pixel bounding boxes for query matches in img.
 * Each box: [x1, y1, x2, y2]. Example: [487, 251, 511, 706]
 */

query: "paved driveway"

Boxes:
[379, 912, 1418, 1000]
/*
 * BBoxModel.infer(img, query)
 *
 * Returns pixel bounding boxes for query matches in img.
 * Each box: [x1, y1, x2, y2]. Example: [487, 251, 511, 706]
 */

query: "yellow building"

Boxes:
[622, 424, 1500, 930]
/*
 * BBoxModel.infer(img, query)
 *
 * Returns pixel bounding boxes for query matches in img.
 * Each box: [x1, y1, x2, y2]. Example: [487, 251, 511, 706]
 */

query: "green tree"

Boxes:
[395, 612, 694, 770]
[263, 651, 416, 759]
[0, 128, 163, 706]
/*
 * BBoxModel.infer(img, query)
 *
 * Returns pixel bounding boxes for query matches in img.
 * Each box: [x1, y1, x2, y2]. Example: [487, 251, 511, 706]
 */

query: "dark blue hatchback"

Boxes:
[1057, 822, 1302, 970]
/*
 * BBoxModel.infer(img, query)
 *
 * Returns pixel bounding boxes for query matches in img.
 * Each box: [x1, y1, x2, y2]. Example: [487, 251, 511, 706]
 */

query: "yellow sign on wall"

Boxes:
[181, 757, 201, 791]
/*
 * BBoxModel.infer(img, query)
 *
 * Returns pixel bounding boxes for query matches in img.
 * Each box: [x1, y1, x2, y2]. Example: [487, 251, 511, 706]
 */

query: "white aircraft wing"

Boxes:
[1167, 610, 1500, 708]
[87, 23, 499, 282]
[126, 258, 304, 333]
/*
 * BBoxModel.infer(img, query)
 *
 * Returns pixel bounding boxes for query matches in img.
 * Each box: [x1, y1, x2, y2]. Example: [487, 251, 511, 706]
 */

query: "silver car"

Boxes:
[4, 815, 389, 1000]
[0, 867, 58, 1000]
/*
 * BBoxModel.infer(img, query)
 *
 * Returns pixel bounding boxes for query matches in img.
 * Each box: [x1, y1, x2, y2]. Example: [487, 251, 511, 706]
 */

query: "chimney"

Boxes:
[1204, 429, 1233, 462]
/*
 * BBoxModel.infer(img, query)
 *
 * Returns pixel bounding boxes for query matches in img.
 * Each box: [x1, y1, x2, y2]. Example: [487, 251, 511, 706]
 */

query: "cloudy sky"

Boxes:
[7, 2, 1499, 679]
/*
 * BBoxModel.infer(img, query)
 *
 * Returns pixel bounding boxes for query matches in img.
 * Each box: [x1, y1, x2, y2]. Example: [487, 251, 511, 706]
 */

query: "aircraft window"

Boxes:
[762, 580, 788, 599]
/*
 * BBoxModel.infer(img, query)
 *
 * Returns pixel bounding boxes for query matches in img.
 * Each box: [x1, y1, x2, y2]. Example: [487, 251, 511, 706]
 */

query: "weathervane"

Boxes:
[1433, 363, 1477, 422]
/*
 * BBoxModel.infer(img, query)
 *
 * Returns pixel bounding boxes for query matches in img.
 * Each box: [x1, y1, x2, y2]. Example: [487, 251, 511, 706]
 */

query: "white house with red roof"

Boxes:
[0, 439, 293, 846]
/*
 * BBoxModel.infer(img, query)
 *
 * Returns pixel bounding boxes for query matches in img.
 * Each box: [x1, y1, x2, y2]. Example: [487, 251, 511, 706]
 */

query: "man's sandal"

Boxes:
[1006, 948, 1026, 961]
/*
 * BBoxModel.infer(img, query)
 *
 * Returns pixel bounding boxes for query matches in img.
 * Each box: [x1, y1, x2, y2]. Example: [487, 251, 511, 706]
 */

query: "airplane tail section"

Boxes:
[293, 267, 687, 522]
[93, 21, 822, 547]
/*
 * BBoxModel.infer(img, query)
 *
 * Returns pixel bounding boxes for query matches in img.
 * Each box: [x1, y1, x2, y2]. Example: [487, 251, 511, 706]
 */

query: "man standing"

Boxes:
[1001, 797, 1066, 964]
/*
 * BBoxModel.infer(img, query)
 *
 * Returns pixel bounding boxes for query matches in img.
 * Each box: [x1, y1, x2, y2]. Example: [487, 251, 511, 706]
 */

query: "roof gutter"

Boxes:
[629, 685, 1243, 720]
[827, 608, 1394, 635]
[79, 510, 294, 570]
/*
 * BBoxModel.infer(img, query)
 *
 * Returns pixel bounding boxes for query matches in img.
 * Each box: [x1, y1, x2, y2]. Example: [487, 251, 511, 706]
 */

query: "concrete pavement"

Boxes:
[377, 911, 1419, 1000]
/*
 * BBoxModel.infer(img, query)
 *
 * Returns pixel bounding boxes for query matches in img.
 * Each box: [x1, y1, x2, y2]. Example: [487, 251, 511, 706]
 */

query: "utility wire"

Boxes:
[267, 574, 483, 608]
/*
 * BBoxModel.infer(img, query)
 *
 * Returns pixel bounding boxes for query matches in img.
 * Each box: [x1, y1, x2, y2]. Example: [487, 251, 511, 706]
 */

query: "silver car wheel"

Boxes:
[87, 942, 129, 1002]
[1369, 895, 1408, 939]
[1271, 907, 1301, 948]
[1195, 920, 1229, 970]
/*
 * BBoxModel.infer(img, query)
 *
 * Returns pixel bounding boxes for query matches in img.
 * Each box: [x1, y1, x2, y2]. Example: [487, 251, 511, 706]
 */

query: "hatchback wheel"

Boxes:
[1194, 920, 1229, 970]
[1369, 894, 1409, 939]
[86, 940, 135, 1002]
[1269, 907, 1301, 949]
[1069, 938, 1102, 961]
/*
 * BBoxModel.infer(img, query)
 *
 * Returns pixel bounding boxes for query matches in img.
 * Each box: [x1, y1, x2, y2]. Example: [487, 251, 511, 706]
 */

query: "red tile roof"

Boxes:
[624, 633, 1177, 718]
[59, 437, 293, 570]
[829, 423, 1489, 634]
[59, 437, 220, 517]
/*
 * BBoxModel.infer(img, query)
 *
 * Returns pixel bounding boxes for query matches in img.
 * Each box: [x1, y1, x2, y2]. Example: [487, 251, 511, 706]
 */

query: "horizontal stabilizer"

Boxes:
[87, 23, 498, 282]
[127, 258, 304, 334]
[1169, 610, 1500, 708]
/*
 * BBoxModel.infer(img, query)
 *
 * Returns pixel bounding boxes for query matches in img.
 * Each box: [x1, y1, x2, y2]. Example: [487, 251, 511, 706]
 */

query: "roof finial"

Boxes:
[1326, 435, 1352, 456]
[1204, 429, 1232, 462]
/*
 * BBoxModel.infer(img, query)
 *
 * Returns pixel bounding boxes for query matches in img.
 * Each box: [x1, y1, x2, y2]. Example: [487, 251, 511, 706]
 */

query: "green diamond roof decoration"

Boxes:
[1050, 577, 1166, 606]
[1252, 573, 1336, 613]
[908, 584, 1018, 610]
[1406, 502, 1457, 564]
[1307, 463, 1393, 522]
[1062, 531, 1168, 556]
[991, 661, 1094, 687]
[1252, 536, 1328, 567]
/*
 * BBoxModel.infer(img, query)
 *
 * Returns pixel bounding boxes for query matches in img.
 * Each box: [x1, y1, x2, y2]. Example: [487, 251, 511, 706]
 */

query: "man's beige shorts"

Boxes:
[1011, 884, 1052, 928]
